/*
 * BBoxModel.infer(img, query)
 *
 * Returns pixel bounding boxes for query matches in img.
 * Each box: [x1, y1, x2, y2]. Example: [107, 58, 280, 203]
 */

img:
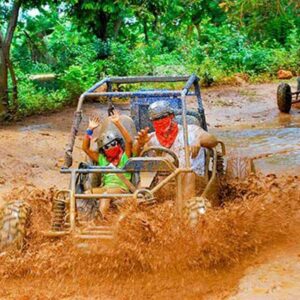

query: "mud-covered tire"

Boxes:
[277, 83, 292, 113]
[0, 200, 31, 250]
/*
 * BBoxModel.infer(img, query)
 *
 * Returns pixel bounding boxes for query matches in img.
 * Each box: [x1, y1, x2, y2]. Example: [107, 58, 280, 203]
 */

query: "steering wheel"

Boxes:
[140, 146, 180, 168]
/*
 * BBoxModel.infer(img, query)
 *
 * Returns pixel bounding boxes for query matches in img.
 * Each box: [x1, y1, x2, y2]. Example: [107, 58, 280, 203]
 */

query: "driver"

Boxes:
[133, 100, 219, 200]
[134, 100, 218, 175]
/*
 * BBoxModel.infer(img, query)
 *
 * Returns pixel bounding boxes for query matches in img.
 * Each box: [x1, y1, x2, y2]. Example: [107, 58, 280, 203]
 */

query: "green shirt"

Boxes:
[98, 153, 131, 191]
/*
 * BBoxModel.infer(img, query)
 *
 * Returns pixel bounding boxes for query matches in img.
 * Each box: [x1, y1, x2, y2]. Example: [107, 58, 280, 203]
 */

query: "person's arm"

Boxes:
[132, 127, 150, 156]
[198, 128, 218, 149]
[110, 111, 133, 157]
[82, 116, 100, 163]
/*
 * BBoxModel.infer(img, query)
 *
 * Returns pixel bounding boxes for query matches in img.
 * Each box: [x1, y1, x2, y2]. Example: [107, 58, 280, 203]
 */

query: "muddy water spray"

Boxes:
[0, 175, 299, 287]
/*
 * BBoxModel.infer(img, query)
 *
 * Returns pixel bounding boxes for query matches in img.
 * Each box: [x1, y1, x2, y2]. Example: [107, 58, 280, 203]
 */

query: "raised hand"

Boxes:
[136, 127, 150, 146]
[88, 115, 101, 130]
[109, 110, 120, 124]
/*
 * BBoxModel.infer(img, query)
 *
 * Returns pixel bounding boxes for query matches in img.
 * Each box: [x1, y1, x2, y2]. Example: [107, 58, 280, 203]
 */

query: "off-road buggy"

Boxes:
[0, 75, 226, 248]
[277, 77, 300, 113]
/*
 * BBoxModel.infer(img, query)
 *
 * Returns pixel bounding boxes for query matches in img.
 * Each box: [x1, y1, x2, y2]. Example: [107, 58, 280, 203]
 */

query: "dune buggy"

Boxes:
[0, 75, 226, 248]
[277, 77, 300, 113]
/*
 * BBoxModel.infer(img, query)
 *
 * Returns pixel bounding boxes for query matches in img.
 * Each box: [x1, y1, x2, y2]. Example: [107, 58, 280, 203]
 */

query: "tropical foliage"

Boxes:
[0, 0, 299, 117]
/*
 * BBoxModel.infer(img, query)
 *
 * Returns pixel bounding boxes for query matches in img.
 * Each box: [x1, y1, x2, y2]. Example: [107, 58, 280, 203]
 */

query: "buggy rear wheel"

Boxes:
[0, 200, 31, 250]
[277, 83, 292, 113]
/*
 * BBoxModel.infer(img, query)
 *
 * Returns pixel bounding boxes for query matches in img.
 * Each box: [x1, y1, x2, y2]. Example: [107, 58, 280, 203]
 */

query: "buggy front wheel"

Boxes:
[0, 200, 31, 250]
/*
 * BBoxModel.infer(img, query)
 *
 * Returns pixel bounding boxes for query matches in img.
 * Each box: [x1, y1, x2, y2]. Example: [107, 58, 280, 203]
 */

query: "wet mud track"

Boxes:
[214, 116, 300, 175]
[0, 81, 300, 299]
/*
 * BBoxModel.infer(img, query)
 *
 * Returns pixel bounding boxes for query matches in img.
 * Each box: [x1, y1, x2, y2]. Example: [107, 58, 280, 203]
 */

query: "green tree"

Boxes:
[68, 1, 131, 41]
[0, 0, 51, 118]
[223, 0, 300, 44]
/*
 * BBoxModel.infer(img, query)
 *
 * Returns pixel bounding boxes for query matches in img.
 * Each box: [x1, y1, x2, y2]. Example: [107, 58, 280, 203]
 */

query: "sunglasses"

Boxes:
[103, 140, 118, 150]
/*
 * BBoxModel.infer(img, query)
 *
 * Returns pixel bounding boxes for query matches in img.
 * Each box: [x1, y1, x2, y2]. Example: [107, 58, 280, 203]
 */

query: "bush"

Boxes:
[18, 78, 69, 115]
[60, 62, 102, 99]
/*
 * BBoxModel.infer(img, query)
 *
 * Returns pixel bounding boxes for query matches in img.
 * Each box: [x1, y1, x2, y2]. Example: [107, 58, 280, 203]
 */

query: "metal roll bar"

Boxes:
[64, 74, 205, 168]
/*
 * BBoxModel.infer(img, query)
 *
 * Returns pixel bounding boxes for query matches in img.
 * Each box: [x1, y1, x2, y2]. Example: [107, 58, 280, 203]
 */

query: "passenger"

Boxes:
[82, 111, 133, 218]
[133, 100, 218, 198]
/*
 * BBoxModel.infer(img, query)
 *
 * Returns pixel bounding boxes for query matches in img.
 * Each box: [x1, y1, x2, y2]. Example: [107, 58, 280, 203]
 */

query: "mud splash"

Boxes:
[0, 174, 299, 299]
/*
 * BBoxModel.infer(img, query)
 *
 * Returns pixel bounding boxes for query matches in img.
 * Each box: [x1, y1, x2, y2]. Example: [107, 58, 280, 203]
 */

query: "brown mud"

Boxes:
[0, 81, 300, 299]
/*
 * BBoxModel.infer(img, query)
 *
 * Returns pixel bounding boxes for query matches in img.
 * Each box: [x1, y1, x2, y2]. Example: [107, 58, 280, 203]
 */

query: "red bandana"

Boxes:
[153, 115, 179, 148]
[104, 144, 123, 165]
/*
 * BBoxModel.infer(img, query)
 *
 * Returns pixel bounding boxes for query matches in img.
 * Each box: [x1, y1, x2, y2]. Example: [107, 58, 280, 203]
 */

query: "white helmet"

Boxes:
[148, 100, 174, 120]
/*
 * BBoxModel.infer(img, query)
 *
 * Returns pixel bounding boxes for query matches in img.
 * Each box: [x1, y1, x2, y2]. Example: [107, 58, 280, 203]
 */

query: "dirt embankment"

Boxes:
[0, 81, 300, 299]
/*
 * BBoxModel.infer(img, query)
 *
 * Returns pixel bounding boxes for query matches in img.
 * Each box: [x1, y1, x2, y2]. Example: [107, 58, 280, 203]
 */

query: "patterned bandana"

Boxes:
[153, 115, 179, 148]
[104, 144, 123, 165]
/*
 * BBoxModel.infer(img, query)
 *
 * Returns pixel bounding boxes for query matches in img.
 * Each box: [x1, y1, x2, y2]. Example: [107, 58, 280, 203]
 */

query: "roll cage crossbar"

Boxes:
[64, 74, 206, 168]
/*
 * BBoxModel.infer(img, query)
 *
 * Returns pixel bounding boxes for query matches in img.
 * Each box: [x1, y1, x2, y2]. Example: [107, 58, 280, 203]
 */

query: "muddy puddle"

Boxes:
[214, 113, 300, 174]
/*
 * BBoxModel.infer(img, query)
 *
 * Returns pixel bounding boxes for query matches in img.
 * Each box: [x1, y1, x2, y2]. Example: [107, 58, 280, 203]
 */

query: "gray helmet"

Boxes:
[97, 131, 122, 150]
[94, 115, 136, 150]
[148, 100, 174, 120]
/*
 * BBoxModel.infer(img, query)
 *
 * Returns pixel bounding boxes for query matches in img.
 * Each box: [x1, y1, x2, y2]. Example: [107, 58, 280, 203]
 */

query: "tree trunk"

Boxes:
[194, 23, 201, 42]
[0, 42, 9, 116]
[186, 25, 193, 39]
[0, 0, 21, 118]
[7, 56, 18, 113]
[152, 13, 158, 32]
[97, 10, 110, 41]
[143, 18, 149, 44]
[113, 18, 122, 39]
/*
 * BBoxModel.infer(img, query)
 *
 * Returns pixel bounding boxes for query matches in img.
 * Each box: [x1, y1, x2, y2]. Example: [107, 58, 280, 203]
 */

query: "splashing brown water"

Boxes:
[0, 174, 299, 299]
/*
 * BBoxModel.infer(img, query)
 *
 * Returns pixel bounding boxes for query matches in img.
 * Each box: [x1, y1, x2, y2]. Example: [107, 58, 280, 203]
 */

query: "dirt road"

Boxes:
[0, 80, 299, 299]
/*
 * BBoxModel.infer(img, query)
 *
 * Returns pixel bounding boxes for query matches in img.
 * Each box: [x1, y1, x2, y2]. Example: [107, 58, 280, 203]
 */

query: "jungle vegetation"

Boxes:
[0, 0, 299, 118]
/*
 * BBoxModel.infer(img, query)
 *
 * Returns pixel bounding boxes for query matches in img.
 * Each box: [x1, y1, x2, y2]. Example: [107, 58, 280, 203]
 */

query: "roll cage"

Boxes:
[64, 74, 207, 169]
